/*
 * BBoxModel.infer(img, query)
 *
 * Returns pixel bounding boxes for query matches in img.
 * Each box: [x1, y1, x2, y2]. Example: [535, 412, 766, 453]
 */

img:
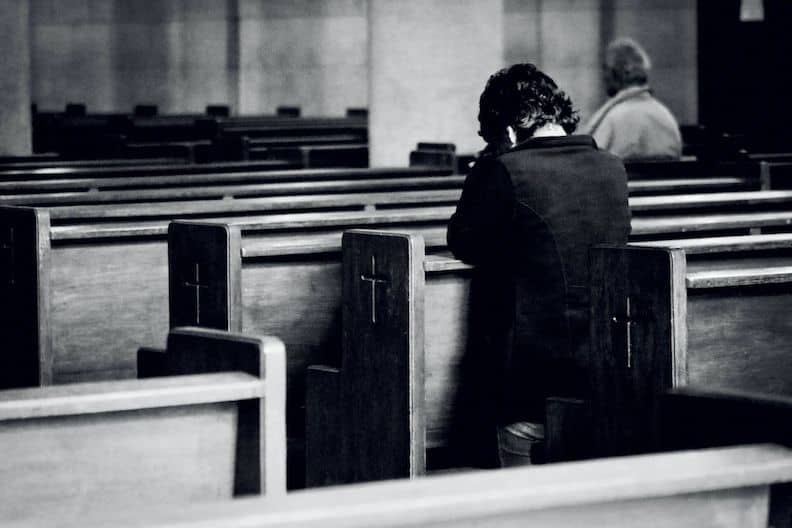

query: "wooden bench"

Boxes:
[0, 159, 300, 181]
[0, 205, 458, 388]
[300, 230, 792, 484]
[589, 240, 792, 456]
[0, 157, 187, 171]
[0, 326, 286, 520]
[0, 173, 463, 207]
[10, 191, 792, 390]
[19, 445, 792, 528]
[254, 144, 369, 169]
[0, 166, 453, 195]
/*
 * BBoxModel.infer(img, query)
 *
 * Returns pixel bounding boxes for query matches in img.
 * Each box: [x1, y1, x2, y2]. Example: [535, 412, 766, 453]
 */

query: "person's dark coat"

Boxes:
[447, 135, 631, 428]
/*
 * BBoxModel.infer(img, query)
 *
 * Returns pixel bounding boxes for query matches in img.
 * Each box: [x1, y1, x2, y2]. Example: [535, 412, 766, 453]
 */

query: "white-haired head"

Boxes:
[604, 38, 651, 96]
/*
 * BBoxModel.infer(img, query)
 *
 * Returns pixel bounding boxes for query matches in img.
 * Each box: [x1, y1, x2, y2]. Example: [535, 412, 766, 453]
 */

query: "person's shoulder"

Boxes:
[587, 145, 628, 174]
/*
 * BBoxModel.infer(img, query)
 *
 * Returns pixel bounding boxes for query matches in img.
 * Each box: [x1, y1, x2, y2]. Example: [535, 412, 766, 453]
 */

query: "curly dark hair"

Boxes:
[478, 63, 579, 149]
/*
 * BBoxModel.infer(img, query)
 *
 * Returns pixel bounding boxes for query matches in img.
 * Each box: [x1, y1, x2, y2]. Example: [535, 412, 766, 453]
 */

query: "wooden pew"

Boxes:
[0, 174, 463, 207]
[256, 144, 369, 169]
[300, 230, 792, 484]
[0, 326, 286, 520]
[660, 387, 792, 527]
[588, 241, 792, 457]
[10, 191, 792, 391]
[0, 206, 456, 388]
[0, 160, 768, 205]
[166, 219, 792, 479]
[0, 166, 453, 195]
[0, 159, 300, 181]
[0, 157, 187, 171]
[17, 445, 792, 528]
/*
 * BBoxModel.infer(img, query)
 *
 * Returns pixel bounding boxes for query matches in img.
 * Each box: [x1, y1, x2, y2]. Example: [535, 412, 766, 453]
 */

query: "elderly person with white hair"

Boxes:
[582, 38, 682, 160]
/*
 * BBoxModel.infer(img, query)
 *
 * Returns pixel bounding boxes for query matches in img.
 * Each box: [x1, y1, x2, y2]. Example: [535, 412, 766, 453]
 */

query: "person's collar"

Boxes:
[509, 134, 597, 152]
[609, 84, 652, 103]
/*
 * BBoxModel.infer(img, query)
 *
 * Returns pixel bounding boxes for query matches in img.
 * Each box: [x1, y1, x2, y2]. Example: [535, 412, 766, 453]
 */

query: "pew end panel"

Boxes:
[589, 245, 687, 457]
[340, 229, 426, 482]
[135, 327, 287, 495]
[0, 205, 51, 387]
[165, 326, 287, 496]
[168, 221, 242, 332]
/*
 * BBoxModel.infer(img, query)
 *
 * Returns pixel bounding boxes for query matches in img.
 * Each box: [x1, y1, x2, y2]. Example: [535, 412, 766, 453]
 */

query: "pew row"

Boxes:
[302, 230, 792, 485]
[589, 243, 792, 456]
[17, 445, 792, 528]
[2, 176, 785, 210]
[0, 174, 465, 207]
[0, 326, 286, 521]
[0, 206, 457, 387]
[0, 159, 299, 180]
[0, 166, 453, 197]
[9, 198, 792, 390]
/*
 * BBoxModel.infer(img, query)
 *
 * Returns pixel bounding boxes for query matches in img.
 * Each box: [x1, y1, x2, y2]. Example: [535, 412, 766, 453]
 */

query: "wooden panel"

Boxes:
[305, 365, 343, 488]
[546, 398, 591, 463]
[589, 246, 686, 456]
[423, 271, 471, 448]
[241, 258, 342, 436]
[38, 445, 792, 528]
[168, 222, 242, 332]
[47, 189, 463, 222]
[50, 240, 168, 383]
[0, 206, 50, 387]
[0, 402, 239, 520]
[686, 285, 792, 395]
[341, 230, 425, 482]
[164, 327, 287, 496]
[0, 175, 465, 207]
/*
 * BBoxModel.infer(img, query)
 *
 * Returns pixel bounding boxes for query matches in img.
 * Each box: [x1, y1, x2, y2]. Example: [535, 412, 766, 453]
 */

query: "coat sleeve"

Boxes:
[447, 157, 515, 265]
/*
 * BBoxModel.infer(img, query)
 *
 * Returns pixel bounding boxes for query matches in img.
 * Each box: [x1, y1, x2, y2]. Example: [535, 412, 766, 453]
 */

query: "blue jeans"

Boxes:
[497, 422, 545, 467]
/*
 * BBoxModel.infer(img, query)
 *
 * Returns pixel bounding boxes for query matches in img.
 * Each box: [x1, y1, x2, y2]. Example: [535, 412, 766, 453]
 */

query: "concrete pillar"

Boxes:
[368, 0, 503, 166]
[0, 0, 31, 155]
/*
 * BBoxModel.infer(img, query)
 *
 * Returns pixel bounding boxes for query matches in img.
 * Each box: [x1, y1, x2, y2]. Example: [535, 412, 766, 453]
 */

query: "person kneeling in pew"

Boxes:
[447, 63, 631, 467]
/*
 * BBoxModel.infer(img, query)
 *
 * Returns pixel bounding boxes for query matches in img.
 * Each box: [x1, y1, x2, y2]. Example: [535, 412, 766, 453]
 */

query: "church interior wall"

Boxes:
[29, 0, 696, 125]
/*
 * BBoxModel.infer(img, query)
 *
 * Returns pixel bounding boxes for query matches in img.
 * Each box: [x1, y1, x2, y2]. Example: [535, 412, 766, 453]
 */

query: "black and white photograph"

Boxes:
[1, 0, 792, 526]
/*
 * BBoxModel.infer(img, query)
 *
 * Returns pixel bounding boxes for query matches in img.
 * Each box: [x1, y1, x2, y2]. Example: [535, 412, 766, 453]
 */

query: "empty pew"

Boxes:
[660, 387, 792, 527]
[588, 240, 792, 457]
[0, 206, 458, 389]
[0, 166, 453, 196]
[0, 157, 187, 171]
[0, 159, 300, 181]
[256, 144, 369, 169]
[0, 173, 464, 207]
[21, 445, 792, 528]
[0, 326, 286, 521]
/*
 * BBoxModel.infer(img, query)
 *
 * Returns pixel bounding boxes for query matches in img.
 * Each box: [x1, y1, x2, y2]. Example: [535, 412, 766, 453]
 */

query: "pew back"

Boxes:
[16, 445, 792, 528]
[0, 327, 286, 520]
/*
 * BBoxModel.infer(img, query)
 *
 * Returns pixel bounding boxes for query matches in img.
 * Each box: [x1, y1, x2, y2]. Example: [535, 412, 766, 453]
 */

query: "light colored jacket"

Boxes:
[582, 86, 682, 161]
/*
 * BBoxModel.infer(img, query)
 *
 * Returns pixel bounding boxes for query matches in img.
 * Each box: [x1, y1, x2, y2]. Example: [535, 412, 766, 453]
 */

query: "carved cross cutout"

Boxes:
[611, 296, 637, 368]
[0, 227, 15, 286]
[184, 262, 208, 325]
[360, 255, 389, 324]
